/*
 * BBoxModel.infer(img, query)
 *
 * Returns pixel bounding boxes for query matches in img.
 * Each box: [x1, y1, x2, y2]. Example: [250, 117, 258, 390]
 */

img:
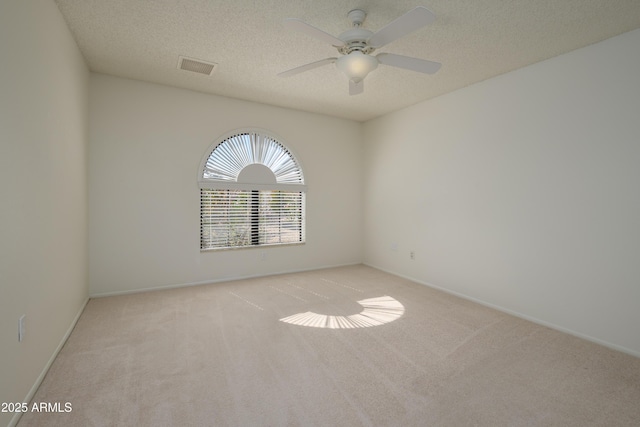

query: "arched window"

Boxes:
[199, 129, 306, 250]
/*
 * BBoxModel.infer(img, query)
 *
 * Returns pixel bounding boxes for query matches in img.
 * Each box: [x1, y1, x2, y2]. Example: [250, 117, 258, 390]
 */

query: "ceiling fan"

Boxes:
[278, 6, 442, 95]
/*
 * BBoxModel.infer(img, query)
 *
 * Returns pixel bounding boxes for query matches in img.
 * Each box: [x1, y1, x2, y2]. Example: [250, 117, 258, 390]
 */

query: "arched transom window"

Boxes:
[199, 129, 306, 250]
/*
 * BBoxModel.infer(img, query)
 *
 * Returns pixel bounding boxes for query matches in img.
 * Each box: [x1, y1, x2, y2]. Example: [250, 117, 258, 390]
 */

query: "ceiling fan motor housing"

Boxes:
[338, 9, 374, 54]
[338, 28, 375, 54]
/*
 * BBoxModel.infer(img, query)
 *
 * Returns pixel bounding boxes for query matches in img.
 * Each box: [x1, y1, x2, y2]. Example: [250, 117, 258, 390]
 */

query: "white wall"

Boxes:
[1, 9, 636, 427]
[363, 29, 640, 356]
[0, 1, 89, 425]
[89, 75, 363, 296]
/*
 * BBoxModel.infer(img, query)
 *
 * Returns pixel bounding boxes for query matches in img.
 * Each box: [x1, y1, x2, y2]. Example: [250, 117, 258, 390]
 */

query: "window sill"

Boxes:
[200, 242, 305, 253]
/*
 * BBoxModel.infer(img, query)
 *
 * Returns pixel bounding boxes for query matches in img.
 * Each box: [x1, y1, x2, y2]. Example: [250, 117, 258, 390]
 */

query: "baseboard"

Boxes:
[90, 262, 363, 298]
[364, 263, 640, 359]
[9, 297, 90, 427]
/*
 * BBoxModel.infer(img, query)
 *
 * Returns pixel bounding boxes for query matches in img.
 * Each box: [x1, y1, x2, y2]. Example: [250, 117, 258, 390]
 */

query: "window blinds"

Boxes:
[201, 189, 305, 250]
[203, 133, 304, 184]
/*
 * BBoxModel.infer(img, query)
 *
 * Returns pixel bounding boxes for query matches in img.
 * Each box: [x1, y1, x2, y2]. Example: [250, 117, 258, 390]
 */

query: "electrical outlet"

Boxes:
[18, 315, 25, 342]
[260, 251, 267, 261]
[390, 243, 398, 252]
[410, 251, 415, 260]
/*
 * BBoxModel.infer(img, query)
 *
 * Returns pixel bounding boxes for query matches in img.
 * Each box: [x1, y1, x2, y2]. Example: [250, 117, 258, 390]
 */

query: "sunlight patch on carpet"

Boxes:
[279, 296, 404, 329]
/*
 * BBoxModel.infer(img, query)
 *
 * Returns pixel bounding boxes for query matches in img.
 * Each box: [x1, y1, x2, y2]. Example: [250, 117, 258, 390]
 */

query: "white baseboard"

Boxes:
[9, 298, 90, 427]
[89, 262, 363, 298]
[364, 262, 640, 359]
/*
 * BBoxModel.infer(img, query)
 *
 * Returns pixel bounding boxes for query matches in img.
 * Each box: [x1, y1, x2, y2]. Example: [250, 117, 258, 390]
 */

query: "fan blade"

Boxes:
[278, 58, 337, 78]
[376, 53, 441, 74]
[367, 6, 435, 48]
[284, 18, 345, 47]
[349, 79, 364, 96]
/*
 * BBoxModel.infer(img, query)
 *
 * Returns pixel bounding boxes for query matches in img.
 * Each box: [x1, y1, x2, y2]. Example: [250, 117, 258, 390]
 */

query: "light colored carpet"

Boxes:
[18, 265, 640, 426]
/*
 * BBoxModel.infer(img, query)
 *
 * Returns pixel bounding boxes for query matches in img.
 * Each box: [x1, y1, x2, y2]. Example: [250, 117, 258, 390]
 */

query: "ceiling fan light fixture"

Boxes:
[336, 51, 378, 83]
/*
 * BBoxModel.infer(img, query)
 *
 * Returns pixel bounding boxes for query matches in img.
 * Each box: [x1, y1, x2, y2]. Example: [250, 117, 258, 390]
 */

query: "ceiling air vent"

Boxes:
[177, 56, 217, 76]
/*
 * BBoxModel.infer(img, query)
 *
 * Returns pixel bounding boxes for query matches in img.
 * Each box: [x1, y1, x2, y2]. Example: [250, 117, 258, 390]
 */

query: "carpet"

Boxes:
[18, 265, 640, 426]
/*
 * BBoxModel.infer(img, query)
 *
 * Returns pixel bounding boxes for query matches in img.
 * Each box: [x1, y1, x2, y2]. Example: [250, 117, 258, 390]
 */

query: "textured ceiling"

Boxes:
[55, 0, 640, 122]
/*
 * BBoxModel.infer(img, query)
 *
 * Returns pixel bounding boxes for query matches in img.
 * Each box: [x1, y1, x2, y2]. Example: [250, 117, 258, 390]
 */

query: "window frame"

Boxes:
[198, 128, 307, 251]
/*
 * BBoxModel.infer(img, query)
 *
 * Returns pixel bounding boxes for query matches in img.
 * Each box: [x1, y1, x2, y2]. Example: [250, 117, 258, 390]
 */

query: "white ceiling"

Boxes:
[55, 0, 640, 122]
